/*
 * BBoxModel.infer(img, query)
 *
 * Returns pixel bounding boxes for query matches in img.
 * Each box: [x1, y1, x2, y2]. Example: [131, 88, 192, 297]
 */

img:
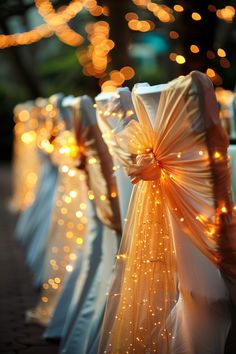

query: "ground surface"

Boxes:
[0, 165, 58, 354]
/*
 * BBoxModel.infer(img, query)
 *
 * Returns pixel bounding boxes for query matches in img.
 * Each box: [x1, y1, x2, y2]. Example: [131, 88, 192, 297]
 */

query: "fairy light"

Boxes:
[190, 44, 200, 53]
[173, 5, 184, 13]
[76, 21, 114, 79]
[76, 237, 84, 245]
[145, 2, 175, 23]
[83, 0, 109, 17]
[217, 48, 226, 58]
[213, 151, 221, 159]
[34, 0, 84, 46]
[66, 264, 74, 272]
[0, 24, 53, 49]
[175, 55, 186, 64]
[208, 5, 217, 12]
[206, 68, 216, 78]
[221, 206, 227, 213]
[127, 19, 155, 32]
[220, 58, 230, 69]
[0, 0, 85, 49]
[191, 12, 202, 21]
[216, 6, 235, 23]
[169, 31, 179, 39]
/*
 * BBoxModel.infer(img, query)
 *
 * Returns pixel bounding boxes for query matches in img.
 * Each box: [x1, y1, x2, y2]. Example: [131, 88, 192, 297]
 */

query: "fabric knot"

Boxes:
[126, 150, 162, 184]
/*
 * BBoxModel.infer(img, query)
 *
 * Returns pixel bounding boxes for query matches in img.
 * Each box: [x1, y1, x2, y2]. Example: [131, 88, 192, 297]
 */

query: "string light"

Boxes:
[34, 0, 84, 46]
[77, 21, 114, 78]
[0, 24, 53, 49]
[0, 0, 84, 49]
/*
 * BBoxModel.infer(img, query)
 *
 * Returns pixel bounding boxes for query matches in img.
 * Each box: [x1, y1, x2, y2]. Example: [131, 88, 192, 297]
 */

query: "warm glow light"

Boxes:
[0, 24, 53, 49]
[169, 52, 177, 61]
[191, 12, 201, 21]
[18, 110, 30, 122]
[79, 21, 113, 79]
[173, 5, 184, 12]
[214, 151, 221, 159]
[208, 5, 217, 12]
[217, 48, 226, 57]
[190, 44, 199, 53]
[120, 66, 135, 80]
[76, 237, 83, 245]
[216, 6, 235, 23]
[221, 206, 227, 213]
[0, 0, 85, 48]
[66, 264, 74, 272]
[206, 68, 216, 78]
[175, 55, 186, 64]
[220, 58, 230, 69]
[169, 31, 179, 39]
[125, 12, 138, 21]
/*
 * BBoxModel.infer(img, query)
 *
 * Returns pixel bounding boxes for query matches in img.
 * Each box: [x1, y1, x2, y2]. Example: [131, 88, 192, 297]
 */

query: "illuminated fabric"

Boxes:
[98, 71, 236, 353]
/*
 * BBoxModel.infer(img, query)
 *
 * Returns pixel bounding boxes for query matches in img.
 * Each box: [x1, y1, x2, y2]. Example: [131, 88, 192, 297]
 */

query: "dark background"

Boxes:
[0, 0, 236, 161]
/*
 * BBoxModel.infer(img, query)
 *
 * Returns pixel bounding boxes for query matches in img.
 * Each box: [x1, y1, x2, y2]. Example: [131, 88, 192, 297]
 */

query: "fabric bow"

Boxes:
[126, 150, 162, 184]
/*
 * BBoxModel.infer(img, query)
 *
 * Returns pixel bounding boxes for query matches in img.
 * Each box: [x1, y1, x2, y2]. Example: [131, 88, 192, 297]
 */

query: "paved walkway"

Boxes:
[0, 165, 59, 354]
[0, 164, 235, 354]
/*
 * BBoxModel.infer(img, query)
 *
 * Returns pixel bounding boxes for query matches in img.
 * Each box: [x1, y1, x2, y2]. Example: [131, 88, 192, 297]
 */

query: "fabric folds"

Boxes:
[98, 71, 236, 354]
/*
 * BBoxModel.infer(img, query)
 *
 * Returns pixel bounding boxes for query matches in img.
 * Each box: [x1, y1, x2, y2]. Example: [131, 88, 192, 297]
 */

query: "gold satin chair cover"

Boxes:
[98, 71, 236, 353]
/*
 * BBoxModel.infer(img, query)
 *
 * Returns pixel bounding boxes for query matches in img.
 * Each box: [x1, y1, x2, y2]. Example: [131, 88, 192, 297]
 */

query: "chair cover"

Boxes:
[48, 95, 120, 354]
[98, 71, 236, 354]
[10, 102, 41, 212]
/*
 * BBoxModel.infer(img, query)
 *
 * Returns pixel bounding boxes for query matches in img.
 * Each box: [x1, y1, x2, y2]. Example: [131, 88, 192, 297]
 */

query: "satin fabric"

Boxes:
[23, 94, 69, 287]
[98, 71, 235, 354]
[60, 224, 118, 354]
[15, 154, 58, 286]
[95, 88, 134, 226]
[28, 166, 88, 326]
[45, 92, 133, 342]
[44, 199, 99, 339]
[228, 145, 236, 203]
[25, 96, 90, 326]
[10, 102, 41, 212]
[45, 95, 121, 354]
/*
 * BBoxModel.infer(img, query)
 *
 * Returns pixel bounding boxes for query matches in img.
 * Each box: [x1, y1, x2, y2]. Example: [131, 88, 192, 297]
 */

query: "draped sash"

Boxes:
[73, 96, 121, 234]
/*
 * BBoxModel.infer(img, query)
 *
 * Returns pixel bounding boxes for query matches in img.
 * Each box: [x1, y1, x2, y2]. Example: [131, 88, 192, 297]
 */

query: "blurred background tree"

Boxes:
[0, 0, 235, 161]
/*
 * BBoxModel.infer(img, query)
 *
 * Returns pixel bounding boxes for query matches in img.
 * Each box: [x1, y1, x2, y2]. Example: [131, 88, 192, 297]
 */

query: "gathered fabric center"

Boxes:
[126, 150, 162, 184]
